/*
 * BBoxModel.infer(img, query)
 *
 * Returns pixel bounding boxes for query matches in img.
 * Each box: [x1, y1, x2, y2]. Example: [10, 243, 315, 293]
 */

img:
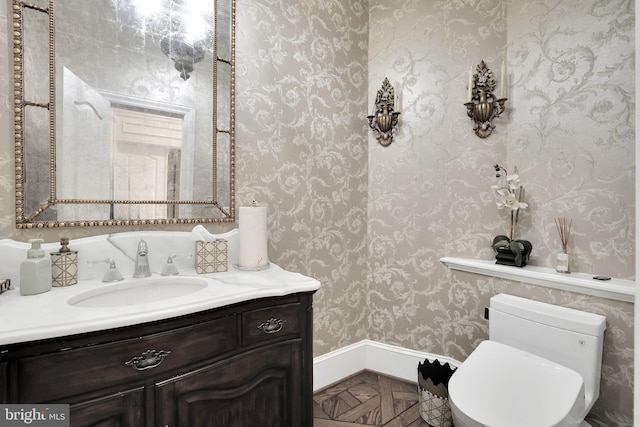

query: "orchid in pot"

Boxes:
[490, 164, 532, 267]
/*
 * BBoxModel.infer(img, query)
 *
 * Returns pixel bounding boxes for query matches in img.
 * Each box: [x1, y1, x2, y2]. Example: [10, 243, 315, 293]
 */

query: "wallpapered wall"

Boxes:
[0, 0, 634, 424]
[234, 0, 370, 352]
[366, 0, 634, 425]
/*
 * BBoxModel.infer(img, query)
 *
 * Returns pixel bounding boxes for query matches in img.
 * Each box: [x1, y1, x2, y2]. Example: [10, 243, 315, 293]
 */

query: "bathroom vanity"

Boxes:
[0, 228, 320, 426]
[1, 293, 314, 426]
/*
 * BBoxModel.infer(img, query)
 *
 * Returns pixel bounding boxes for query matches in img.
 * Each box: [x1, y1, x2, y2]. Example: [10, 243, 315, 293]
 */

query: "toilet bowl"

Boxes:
[448, 341, 585, 427]
[448, 294, 606, 427]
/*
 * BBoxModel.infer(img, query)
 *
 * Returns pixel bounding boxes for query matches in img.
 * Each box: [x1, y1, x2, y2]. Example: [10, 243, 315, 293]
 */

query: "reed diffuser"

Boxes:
[554, 217, 572, 273]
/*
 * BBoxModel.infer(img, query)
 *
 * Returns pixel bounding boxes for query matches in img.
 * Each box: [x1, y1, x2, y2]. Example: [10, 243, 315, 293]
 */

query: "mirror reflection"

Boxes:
[15, 0, 235, 227]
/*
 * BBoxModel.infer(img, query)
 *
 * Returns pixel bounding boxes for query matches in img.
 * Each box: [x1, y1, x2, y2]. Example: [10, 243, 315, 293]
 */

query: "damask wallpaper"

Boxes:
[0, 0, 634, 424]
[366, 0, 634, 424]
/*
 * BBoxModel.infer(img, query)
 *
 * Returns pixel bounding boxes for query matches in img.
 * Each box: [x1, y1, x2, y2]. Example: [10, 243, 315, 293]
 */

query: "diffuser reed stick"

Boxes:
[554, 217, 572, 253]
[554, 217, 572, 273]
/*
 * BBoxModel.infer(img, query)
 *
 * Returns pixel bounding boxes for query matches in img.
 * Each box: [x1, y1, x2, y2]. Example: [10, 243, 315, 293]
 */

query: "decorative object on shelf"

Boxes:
[492, 235, 532, 267]
[554, 217, 572, 273]
[491, 164, 531, 267]
[50, 237, 78, 287]
[464, 60, 507, 138]
[367, 78, 401, 146]
[492, 164, 527, 240]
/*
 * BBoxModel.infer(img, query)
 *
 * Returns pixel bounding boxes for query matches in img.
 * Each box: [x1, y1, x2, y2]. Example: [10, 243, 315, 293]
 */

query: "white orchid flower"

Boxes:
[492, 164, 527, 240]
[506, 173, 521, 190]
[495, 193, 528, 211]
[504, 193, 529, 210]
[494, 187, 510, 197]
[504, 194, 519, 210]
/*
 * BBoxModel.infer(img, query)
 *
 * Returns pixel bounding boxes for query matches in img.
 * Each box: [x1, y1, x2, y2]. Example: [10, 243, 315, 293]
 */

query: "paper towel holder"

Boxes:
[233, 262, 271, 271]
[238, 200, 270, 270]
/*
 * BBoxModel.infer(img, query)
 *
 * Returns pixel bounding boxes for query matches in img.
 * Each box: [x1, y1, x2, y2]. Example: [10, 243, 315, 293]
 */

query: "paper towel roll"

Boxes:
[238, 204, 269, 268]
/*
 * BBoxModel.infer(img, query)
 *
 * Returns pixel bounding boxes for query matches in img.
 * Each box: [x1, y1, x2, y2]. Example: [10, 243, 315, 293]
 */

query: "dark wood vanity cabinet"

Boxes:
[0, 292, 315, 427]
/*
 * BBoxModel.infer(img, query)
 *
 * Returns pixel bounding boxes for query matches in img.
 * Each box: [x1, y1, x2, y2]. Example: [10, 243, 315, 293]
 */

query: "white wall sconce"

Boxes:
[464, 60, 507, 138]
[367, 78, 401, 146]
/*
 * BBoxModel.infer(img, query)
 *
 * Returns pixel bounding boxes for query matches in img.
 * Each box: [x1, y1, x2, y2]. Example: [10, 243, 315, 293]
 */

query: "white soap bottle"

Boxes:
[20, 238, 52, 296]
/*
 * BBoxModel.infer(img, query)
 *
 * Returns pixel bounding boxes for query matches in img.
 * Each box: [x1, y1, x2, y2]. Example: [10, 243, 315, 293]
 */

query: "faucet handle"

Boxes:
[161, 254, 192, 276]
[88, 258, 124, 282]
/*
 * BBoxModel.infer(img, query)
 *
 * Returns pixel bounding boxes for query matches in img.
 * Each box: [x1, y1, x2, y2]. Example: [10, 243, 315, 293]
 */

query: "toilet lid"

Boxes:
[448, 341, 585, 427]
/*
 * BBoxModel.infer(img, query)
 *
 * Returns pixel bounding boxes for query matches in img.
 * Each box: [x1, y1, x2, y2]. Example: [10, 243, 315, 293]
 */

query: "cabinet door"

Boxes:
[156, 341, 302, 427]
[69, 387, 145, 427]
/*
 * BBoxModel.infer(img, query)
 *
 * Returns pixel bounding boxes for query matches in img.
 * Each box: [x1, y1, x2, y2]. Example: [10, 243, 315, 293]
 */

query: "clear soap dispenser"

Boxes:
[20, 238, 52, 296]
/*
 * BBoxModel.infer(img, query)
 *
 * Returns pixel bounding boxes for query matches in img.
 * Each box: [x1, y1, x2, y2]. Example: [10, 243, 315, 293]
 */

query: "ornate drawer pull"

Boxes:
[125, 349, 171, 371]
[257, 318, 286, 334]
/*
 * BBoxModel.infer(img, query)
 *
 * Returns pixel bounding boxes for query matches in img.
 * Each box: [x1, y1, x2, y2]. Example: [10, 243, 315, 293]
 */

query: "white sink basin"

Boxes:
[68, 277, 208, 308]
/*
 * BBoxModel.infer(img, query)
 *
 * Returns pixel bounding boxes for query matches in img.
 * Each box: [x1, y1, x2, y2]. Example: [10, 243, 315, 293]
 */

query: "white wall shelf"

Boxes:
[440, 257, 635, 303]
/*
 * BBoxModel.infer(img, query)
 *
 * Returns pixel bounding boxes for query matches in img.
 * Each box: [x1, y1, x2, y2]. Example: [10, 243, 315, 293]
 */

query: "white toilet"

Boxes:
[448, 293, 606, 427]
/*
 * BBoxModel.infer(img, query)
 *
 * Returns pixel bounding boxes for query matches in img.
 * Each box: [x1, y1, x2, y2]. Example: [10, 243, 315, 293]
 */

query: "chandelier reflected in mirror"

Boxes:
[160, 32, 205, 80]
[133, 0, 213, 80]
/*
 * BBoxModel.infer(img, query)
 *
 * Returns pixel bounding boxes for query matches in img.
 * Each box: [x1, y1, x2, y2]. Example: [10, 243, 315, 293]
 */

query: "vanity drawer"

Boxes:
[17, 315, 237, 403]
[242, 303, 301, 346]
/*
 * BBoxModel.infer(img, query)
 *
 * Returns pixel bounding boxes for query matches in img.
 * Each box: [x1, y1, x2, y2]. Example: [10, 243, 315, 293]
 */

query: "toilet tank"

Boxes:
[489, 293, 606, 413]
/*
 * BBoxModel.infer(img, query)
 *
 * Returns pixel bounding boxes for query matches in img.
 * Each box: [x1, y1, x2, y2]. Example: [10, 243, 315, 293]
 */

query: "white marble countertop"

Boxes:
[0, 264, 320, 346]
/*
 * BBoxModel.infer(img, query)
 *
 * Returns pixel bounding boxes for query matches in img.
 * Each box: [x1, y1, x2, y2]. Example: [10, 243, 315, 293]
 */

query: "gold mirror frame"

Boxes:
[11, 0, 236, 228]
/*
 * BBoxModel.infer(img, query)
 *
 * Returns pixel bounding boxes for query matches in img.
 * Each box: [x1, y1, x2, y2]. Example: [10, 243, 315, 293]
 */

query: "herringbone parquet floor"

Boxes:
[313, 371, 431, 427]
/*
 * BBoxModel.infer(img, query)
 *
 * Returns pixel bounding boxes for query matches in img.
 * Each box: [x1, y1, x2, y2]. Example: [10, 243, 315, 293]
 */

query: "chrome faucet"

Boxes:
[133, 240, 151, 278]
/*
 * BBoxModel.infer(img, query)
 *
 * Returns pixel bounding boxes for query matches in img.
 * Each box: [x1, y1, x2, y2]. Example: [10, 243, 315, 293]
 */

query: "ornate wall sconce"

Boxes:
[367, 78, 401, 146]
[464, 60, 507, 138]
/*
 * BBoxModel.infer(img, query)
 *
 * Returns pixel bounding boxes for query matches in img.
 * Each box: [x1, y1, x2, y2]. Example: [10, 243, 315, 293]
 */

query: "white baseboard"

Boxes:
[313, 339, 461, 392]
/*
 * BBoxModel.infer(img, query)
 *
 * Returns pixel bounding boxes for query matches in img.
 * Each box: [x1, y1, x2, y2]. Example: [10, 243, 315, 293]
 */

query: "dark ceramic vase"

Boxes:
[495, 247, 521, 267]
[492, 235, 532, 268]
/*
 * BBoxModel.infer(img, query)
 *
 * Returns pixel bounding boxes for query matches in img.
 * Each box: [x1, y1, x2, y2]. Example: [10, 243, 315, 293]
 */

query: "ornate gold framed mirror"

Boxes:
[12, 0, 235, 228]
